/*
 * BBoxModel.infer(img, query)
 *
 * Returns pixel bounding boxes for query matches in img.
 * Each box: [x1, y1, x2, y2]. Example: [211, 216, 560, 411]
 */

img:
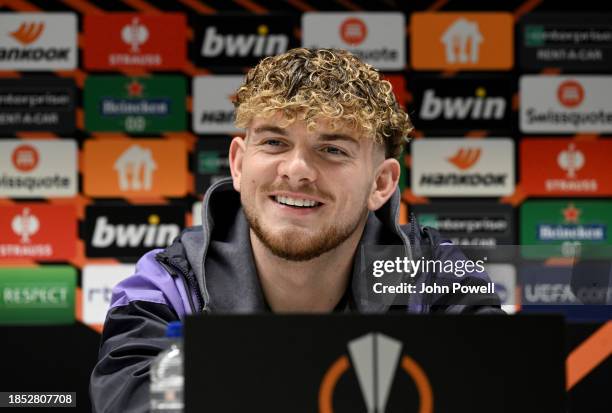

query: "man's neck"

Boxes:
[250, 225, 365, 313]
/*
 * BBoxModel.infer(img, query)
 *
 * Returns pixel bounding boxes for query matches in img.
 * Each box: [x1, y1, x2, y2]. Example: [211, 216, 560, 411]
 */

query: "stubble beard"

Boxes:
[242, 195, 369, 262]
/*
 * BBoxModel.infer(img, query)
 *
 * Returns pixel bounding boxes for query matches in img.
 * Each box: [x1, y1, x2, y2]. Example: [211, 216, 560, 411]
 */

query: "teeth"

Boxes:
[275, 196, 318, 207]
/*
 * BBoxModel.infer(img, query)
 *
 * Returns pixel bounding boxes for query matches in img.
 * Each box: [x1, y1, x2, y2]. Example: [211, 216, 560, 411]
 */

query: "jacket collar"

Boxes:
[187, 177, 412, 313]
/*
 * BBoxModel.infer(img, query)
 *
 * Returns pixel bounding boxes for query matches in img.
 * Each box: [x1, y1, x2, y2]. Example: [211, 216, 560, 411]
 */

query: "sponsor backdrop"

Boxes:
[0, 0, 609, 412]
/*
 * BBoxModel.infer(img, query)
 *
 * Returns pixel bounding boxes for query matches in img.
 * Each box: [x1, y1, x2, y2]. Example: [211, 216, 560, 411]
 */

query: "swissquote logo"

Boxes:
[84, 13, 186, 70]
[410, 13, 513, 70]
[521, 139, 612, 195]
[340, 17, 367, 46]
[83, 139, 187, 197]
[319, 332, 432, 413]
[0, 204, 77, 261]
[192, 75, 243, 134]
[0, 13, 77, 70]
[85, 205, 184, 258]
[82, 264, 135, 325]
[194, 15, 296, 67]
[412, 138, 514, 197]
[302, 12, 405, 70]
[520, 75, 612, 133]
[0, 139, 77, 198]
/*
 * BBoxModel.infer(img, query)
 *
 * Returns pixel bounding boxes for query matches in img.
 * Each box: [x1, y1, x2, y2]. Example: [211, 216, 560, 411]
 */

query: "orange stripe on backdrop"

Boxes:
[61, 0, 104, 13]
[574, 134, 600, 141]
[465, 131, 488, 138]
[49, 195, 91, 221]
[55, 69, 87, 88]
[333, 0, 362, 11]
[0, 71, 20, 78]
[122, 0, 161, 13]
[178, 0, 216, 14]
[500, 184, 527, 207]
[428, 0, 448, 11]
[566, 321, 612, 390]
[15, 132, 59, 139]
[163, 132, 197, 152]
[233, 0, 267, 14]
[76, 288, 104, 334]
[285, 0, 316, 12]
[514, 0, 544, 22]
[402, 189, 429, 205]
[125, 196, 169, 205]
[3, 0, 40, 10]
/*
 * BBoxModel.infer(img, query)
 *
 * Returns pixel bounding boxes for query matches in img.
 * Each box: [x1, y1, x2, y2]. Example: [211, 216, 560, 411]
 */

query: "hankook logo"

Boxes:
[319, 332, 432, 413]
[10, 22, 45, 45]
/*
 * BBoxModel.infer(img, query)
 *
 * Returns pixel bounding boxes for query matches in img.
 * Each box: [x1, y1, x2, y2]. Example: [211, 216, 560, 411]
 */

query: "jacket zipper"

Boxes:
[156, 255, 208, 314]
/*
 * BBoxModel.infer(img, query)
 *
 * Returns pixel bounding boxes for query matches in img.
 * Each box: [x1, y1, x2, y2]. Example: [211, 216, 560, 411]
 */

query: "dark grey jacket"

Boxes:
[90, 178, 502, 412]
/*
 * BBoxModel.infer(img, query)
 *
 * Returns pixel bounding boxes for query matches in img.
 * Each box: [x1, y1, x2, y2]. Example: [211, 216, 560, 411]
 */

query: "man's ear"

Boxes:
[229, 136, 246, 192]
[367, 158, 400, 211]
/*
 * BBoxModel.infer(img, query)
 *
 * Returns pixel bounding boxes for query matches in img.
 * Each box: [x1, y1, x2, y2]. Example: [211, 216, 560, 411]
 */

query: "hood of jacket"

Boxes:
[158, 177, 422, 314]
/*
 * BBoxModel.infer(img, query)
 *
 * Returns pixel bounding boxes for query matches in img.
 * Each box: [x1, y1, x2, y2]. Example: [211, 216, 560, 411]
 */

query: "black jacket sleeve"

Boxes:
[90, 301, 179, 413]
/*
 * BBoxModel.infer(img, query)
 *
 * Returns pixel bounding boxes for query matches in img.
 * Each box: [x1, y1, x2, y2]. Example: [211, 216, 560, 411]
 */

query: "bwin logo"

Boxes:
[91, 214, 180, 248]
[201, 25, 288, 58]
[420, 87, 506, 120]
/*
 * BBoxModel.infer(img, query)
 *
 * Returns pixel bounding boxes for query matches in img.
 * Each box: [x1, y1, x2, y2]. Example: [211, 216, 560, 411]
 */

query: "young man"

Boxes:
[90, 48, 502, 412]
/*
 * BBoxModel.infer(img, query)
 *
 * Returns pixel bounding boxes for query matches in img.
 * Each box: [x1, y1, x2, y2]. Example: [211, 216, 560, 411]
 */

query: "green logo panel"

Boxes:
[84, 75, 186, 133]
[0, 266, 76, 325]
[520, 200, 612, 259]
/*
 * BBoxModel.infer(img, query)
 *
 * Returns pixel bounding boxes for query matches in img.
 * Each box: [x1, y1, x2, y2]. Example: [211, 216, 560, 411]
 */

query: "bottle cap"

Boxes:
[166, 321, 183, 338]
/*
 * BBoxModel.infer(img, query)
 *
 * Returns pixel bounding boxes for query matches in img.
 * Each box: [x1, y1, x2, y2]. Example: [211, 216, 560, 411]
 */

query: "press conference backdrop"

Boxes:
[0, 0, 610, 411]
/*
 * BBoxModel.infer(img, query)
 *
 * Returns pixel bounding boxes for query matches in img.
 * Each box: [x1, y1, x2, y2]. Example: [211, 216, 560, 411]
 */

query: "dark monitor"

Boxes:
[185, 314, 565, 413]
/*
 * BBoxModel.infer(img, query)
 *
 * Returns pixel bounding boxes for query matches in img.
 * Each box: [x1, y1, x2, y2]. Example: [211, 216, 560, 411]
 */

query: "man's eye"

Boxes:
[263, 139, 284, 147]
[322, 146, 348, 156]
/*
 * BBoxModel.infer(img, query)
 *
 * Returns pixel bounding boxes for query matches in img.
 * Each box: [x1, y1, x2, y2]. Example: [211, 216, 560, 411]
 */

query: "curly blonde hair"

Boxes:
[233, 48, 413, 159]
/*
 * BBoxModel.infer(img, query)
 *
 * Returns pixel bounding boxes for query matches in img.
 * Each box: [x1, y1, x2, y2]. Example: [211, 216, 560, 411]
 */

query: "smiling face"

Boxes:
[229, 112, 400, 261]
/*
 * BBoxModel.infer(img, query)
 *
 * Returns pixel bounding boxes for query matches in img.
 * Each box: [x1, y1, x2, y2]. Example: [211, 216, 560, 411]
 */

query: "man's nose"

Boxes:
[277, 148, 317, 185]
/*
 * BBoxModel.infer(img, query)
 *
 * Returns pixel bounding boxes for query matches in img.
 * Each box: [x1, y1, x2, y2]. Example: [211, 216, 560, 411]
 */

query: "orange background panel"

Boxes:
[411, 12, 514, 70]
[83, 139, 187, 197]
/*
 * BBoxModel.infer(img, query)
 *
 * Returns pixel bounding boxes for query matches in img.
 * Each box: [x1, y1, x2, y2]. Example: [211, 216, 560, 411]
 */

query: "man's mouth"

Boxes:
[271, 195, 323, 209]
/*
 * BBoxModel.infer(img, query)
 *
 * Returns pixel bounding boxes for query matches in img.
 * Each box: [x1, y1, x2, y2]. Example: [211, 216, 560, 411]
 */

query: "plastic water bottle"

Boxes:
[150, 321, 184, 412]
